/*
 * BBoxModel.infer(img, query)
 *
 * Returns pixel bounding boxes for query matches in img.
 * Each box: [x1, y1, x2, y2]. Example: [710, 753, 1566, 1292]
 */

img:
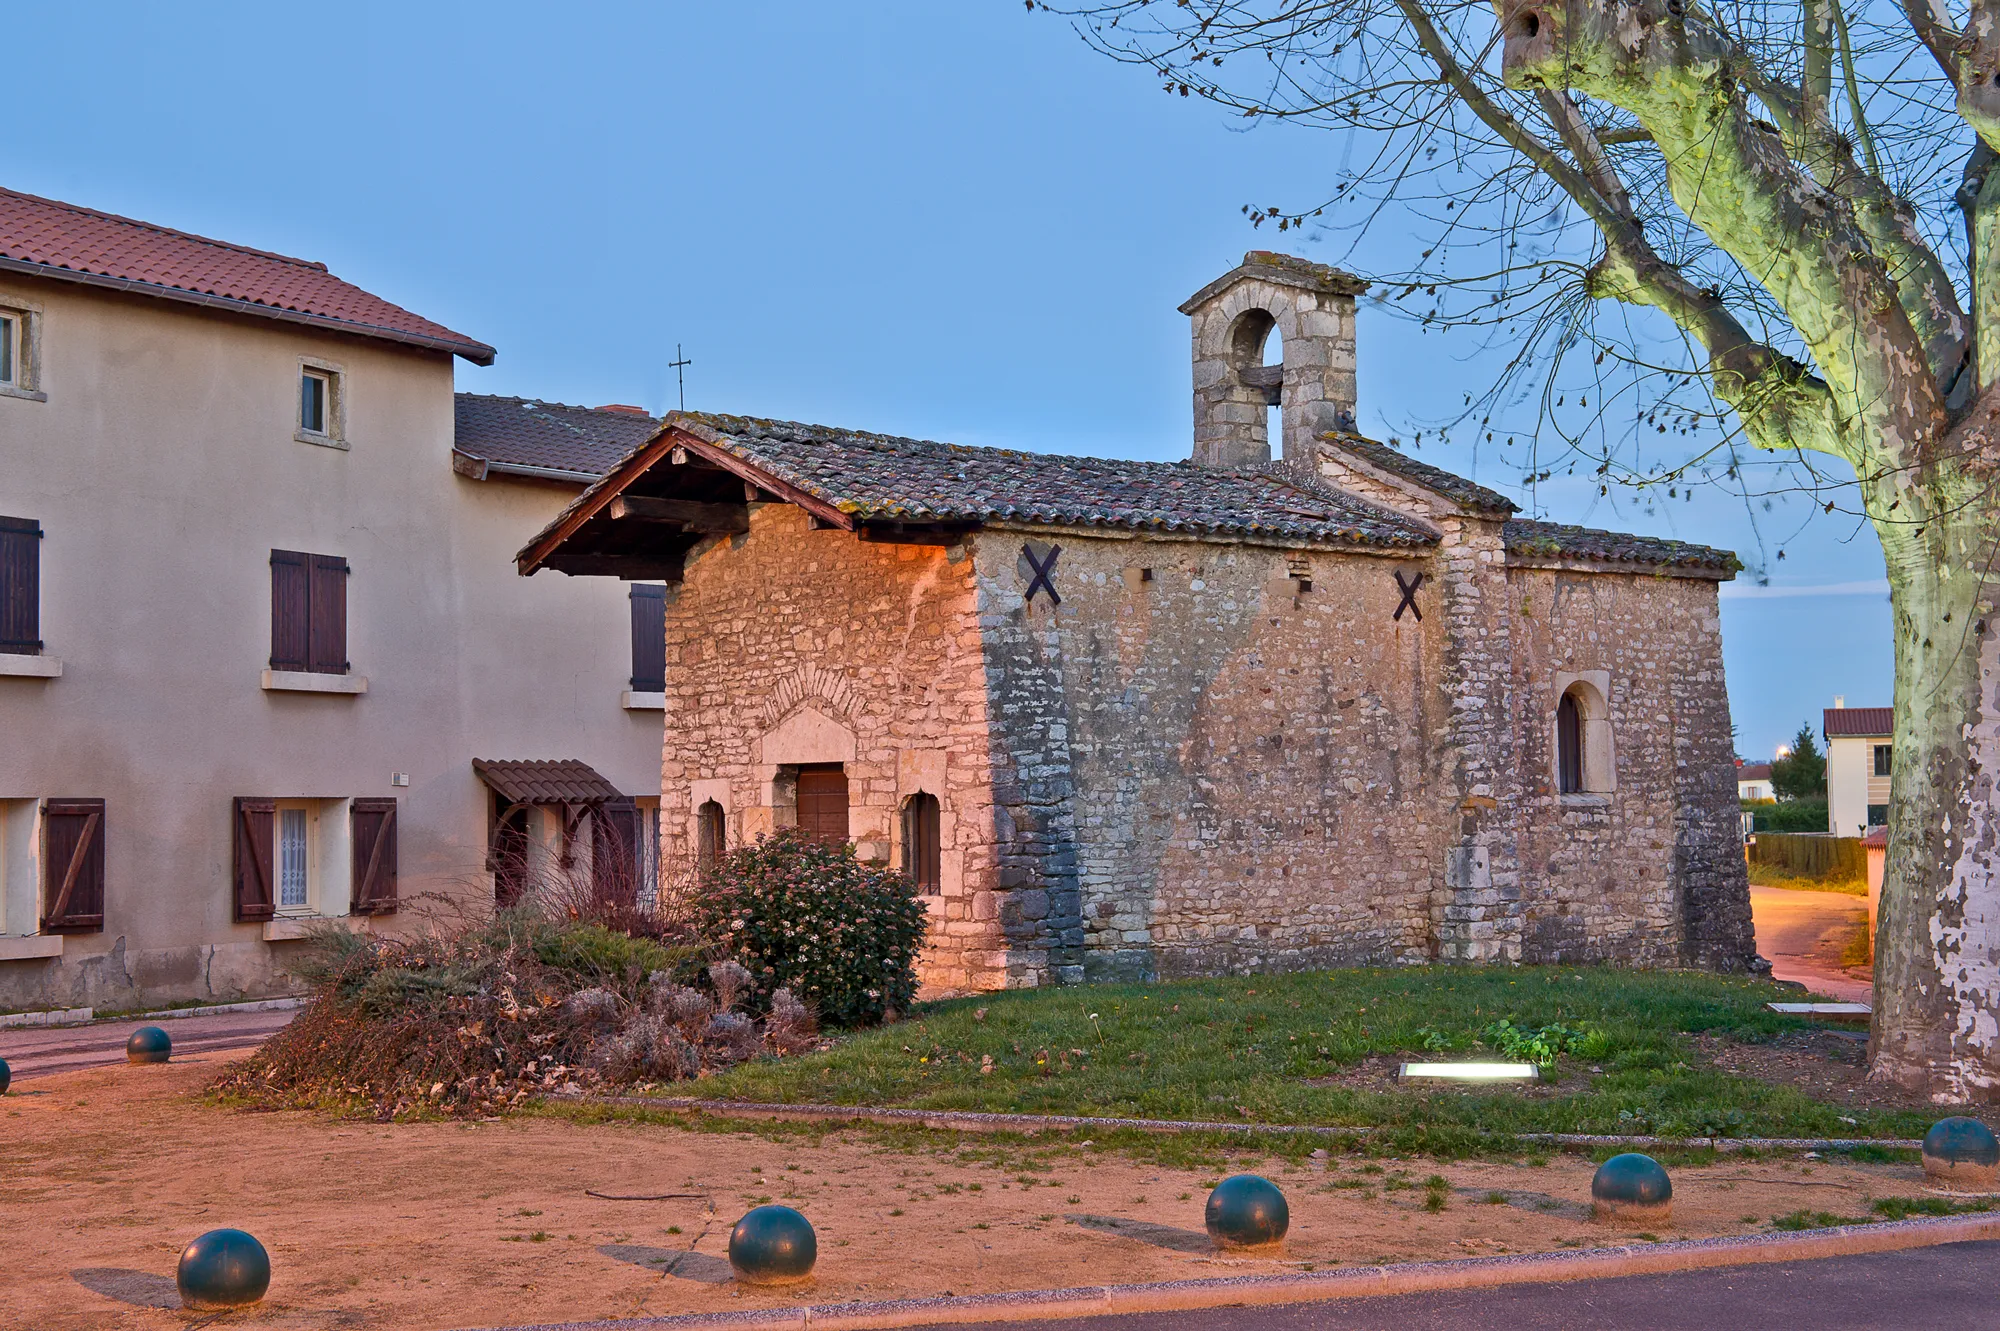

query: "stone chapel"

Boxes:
[520, 251, 1756, 990]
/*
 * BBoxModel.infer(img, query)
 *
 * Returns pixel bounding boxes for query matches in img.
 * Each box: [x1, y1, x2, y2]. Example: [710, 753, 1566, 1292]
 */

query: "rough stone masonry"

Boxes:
[520, 251, 1756, 991]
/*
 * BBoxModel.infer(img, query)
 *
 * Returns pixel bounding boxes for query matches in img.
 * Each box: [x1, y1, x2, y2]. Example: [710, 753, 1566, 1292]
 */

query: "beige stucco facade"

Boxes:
[0, 275, 659, 1010]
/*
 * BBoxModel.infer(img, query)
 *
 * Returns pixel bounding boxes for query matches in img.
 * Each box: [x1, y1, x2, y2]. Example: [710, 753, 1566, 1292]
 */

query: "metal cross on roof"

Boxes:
[668, 343, 693, 411]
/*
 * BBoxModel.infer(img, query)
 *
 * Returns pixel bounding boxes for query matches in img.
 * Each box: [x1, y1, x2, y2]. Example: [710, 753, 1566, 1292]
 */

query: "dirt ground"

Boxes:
[0, 1050, 1966, 1331]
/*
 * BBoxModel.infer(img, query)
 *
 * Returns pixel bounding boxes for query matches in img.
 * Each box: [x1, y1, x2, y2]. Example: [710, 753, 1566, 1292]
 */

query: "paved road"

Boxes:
[907, 1240, 2000, 1331]
[1750, 884, 1872, 1003]
[0, 1007, 295, 1080]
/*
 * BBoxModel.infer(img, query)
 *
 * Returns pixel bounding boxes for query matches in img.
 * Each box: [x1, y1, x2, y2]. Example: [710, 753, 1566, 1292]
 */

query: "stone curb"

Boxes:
[0, 1005, 94, 1030]
[585, 1094, 1924, 1154]
[465, 1212, 2000, 1331]
[127, 997, 304, 1021]
[0, 995, 304, 1031]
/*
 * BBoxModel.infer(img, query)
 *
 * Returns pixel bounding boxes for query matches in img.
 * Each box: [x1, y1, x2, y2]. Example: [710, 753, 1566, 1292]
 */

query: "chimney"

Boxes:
[1834, 695, 1846, 709]
[1179, 252, 1369, 469]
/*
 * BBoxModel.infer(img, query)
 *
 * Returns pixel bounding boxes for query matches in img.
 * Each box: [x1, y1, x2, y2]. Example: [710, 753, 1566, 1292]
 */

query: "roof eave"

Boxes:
[0, 255, 497, 366]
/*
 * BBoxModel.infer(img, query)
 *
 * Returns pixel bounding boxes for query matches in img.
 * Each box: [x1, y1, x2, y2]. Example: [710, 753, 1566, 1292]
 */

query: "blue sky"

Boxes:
[12, 2, 1887, 758]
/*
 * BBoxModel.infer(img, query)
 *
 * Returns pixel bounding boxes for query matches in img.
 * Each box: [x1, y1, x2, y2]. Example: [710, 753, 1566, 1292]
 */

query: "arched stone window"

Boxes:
[1557, 692, 1584, 794]
[1553, 672, 1616, 797]
[696, 799, 725, 867]
[902, 792, 942, 896]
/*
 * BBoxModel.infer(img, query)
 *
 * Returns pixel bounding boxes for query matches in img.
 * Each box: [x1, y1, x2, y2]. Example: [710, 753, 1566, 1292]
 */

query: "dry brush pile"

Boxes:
[216, 913, 820, 1119]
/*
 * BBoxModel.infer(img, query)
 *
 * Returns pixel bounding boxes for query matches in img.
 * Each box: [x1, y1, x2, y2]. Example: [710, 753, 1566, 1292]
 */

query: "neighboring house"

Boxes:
[0, 186, 666, 1011]
[1737, 762, 1774, 801]
[520, 251, 1757, 990]
[1825, 702, 1894, 835]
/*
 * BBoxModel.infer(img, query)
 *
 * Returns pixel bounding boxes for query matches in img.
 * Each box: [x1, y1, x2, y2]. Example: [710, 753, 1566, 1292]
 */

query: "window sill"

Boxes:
[263, 669, 368, 695]
[0, 935, 64, 961]
[1559, 793, 1612, 809]
[621, 690, 666, 710]
[0, 382, 47, 403]
[294, 429, 350, 451]
[264, 917, 367, 942]
[0, 654, 61, 678]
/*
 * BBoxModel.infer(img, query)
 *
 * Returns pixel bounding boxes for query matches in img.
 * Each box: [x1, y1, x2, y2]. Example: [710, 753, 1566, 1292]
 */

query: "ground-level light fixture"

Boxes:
[1397, 1062, 1540, 1082]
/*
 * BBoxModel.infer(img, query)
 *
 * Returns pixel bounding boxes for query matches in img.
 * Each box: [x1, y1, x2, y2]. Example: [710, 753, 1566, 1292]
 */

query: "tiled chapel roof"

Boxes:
[519, 410, 1739, 580]
[1502, 519, 1739, 572]
[664, 411, 1438, 548]
[0, 185, 494, 364]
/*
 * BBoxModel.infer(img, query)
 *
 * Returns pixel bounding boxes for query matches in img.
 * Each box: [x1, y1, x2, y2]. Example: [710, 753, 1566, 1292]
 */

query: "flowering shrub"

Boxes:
[695, 829, 929, 1027]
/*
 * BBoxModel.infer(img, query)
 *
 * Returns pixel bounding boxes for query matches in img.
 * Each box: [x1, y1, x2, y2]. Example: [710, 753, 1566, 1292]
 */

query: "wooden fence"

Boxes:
[1748, 832, 1868, 882]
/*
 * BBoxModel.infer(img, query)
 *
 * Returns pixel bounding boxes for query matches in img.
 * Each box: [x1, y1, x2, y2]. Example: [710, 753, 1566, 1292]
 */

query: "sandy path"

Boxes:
[1751, 885, 1872, 1003]
[0, 1052, 1949, 1330]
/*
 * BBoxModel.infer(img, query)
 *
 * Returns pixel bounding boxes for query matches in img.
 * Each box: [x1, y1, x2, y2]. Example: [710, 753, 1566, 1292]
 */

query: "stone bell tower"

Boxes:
[1179, 251, 1369, 470]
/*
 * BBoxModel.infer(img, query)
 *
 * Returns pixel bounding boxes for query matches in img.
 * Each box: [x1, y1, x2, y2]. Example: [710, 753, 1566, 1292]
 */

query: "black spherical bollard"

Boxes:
[1923, 1117, 2000, 1188]
[175, 1229, 271, 1310]
[1205, 1174, 1290, 1249]
[0, 1056, 10, 1095]
[1592, 1152, 1673, 1225]
[126, 1026, 172, 1064]
[728, 1205, 817, 1285]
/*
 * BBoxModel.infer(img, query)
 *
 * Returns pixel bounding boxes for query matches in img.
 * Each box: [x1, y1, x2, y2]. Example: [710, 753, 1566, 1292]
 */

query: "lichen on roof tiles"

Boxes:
[1502, 519, 1738, 572]
[672, 411, 1436, 549]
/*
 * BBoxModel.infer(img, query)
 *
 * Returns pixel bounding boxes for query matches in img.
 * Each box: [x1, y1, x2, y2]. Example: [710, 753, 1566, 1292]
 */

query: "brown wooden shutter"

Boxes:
[350, 798, 398, 915]
[904, 793, 941, 894]
[795, 767, 849, 845]
[308, 554, 349, 674]
[0, 516, 42, 655]
[270, 550, 310, 671]
[629, 585, 667, 692]
[592, 801, 640, 908]
[233, 797, 277, 923]
[41, 799, 106, 933]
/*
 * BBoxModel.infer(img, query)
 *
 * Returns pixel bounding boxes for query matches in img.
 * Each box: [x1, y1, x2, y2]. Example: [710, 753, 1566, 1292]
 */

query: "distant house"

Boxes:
[1736, 762, 1774, 802]
[0, 185, 666, 1012]
[1824, 702, 1893, 835]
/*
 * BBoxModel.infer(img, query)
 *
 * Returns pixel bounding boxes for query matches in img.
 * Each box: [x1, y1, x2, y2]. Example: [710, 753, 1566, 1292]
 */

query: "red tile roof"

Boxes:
[1737, 763, 1772, 781]
[0, 187, 494, 365]
[1824, 707, 1893, 738]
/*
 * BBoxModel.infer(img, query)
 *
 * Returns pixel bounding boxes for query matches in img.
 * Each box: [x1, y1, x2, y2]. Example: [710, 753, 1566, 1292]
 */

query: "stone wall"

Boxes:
[658, 505, 1753, 992]
[1504, 562, 1755, 968]
[655, 504, 1012, 990]
[966, 529, 1445, 982]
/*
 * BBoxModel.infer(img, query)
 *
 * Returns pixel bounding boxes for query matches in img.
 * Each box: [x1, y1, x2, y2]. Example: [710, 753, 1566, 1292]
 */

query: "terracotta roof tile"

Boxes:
[472, 758, 625, 805]
[1824, 707, 1893, 738]
[1503, 519, 1738, 573]
[670, 411, 1437, 549]
[455, 394, 659, 480]
[0, 186, 493, 364]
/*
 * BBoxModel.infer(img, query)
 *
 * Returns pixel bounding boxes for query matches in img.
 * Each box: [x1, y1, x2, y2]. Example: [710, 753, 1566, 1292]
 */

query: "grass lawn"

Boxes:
[699, 966, 1932, 1145]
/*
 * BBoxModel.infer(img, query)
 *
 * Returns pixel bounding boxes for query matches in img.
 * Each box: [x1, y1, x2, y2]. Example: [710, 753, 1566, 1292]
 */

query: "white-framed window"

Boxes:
[295, 358, 346, 448]
[274, 799, 318, 914]
[0, 297, 45, 402]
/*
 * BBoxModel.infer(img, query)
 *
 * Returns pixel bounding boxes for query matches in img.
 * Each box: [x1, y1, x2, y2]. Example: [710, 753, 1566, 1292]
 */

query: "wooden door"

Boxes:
[795, 767, 849, 845]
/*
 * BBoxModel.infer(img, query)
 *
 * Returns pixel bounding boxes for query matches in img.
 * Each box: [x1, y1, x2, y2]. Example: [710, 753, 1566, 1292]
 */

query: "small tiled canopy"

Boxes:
[472, 758, 625, 806]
